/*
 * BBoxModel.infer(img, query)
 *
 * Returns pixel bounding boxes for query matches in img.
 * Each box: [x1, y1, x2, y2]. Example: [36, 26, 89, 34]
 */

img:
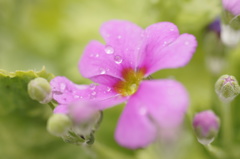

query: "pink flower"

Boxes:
[51, 20, 197, 149]
[192, 110, 220, 145]
[222, 0, 240, 16]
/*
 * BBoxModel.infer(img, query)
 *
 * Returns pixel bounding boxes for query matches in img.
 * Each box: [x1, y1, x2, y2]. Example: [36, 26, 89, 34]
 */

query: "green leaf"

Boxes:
[0, 68, 95, 159]
[0, 67, 54, 116]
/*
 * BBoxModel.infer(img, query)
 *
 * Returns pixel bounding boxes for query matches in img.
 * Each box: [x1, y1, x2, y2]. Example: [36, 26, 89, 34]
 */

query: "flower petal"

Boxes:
[133, 80, 189, 129]
[222, 0, 240, 15]
[50, 76, 89, 104]
[51, 76, 127, 110]
[53, 105, 69, 114]
[86, 84, 127, 110]
[139, 22, 197, 76]
[79, 41, 123, 84]
[115, 95, 157, 149]
[100, 20, 145, 69]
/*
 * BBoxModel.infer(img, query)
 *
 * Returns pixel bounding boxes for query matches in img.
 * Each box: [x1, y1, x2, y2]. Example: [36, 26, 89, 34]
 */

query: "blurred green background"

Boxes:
[1, 0, 240, 158]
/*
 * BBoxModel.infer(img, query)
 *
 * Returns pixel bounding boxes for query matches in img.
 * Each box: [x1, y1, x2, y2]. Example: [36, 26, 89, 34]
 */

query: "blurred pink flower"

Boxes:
[51, 20, 197, 149]
[222, 0, 240, 16]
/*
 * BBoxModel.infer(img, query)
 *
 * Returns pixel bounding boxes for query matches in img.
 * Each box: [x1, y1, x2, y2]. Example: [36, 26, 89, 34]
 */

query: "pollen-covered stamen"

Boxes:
[113, 68, 146, 96]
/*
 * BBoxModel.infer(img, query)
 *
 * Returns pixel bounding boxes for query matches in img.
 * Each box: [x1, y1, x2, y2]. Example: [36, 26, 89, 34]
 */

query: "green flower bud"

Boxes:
[47, 114, 72, 136]
[28, 77, 52, 104]
[215, 75, 240, 102]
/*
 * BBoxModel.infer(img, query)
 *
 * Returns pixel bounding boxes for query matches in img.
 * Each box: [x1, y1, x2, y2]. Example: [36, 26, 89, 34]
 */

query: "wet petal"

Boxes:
[50, 76, 89, 104]
[133, 80, 189, 129]
[79, 41, 124, 84]
[51, 76, 126, 110]
[139, 22, 197, 76]
[84, 84, 127, 110]
[100, 20, 145, 69]
[115, 95, 157, 149]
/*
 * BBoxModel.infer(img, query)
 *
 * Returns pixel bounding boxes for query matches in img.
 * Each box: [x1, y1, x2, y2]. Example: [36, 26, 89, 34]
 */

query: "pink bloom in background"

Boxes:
[222, 0, 240, 16]
[51, 20, 197, 149]
[192, 110, 220, 145]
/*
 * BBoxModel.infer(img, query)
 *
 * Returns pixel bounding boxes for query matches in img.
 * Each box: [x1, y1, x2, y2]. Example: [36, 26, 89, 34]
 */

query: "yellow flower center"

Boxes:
[113, 68, 146, 96]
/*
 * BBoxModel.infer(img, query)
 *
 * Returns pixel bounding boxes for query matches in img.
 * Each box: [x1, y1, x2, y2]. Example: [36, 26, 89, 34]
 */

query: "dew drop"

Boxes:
[117, 35, 122, 39]
[114, 55, 123, 64]
[185, 41, 189, 45]
[89, 84, 96, 90]
[74, 95, 79, 99]
[107, 87, 111, 92]
[91, 91, 96, 96]
[95, 53, 99, 57]
[170, 28, 174, 31]
[139, 107, 147, 115]
[163, 41, 168, 46]
[105, 45, 114, 54]
[99, 68, 106, 74]
[60, 83, 66, 91]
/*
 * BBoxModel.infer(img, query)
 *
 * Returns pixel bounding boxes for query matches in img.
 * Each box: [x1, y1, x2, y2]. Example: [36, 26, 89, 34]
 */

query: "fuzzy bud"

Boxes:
[47, 114, 72, 137]
[215, 75, 240, 102]
[193, 110, 220, 145]
[28, 77, 52, 104]
[68, 101, 102, 137]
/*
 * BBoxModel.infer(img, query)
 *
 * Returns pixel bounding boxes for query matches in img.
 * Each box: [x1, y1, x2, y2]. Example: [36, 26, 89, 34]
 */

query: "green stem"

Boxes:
[92, 141, 133, 159]
[221, 101, 232, 147]
[205, 144, 226, 159]
[48, 102, 55, 110]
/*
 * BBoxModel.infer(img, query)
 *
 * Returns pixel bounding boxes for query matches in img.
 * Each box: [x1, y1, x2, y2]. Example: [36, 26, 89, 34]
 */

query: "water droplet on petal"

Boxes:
[91, 91, 96, 96]
[107, 87, 111, 92]
[185, 41, 189, 45]
[74, 95, 79, 99]
[60, 83, 66, 91]
[105, 45, 114, 54]
[163, 41, 167, 46]
[89, 84, 96, 90]
[117, 35, 122, 39]
[95, 53, 99, 57]
[114, 55, 123, 64]
[170, 28, 174, 31]
[99, 68, 106, 74]
[139, 107, 147, 115]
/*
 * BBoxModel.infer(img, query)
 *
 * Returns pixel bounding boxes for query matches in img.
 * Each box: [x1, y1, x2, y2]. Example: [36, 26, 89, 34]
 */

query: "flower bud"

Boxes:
[28, 77, 52, 104]
[68, 101, 102, 136]
[192, 110, 220, 145]
[215, 75, 240, 102]
[47, 114, 72, 136]
[221, 0, 240, 46]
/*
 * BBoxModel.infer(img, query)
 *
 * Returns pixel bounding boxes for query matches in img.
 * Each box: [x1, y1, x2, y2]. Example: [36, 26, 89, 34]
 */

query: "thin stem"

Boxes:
[221, 101, 232, 147]
[92, 141, 133, 159]
[48, 102, 55, 110]
[205, 144, 226, 159]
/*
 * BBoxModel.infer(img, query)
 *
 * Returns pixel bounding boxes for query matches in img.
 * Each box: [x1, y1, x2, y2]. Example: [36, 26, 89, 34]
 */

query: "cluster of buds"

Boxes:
[47, 101, 102, 145]
[28, 77, 102, 145]
[193, 75, 240, 146]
